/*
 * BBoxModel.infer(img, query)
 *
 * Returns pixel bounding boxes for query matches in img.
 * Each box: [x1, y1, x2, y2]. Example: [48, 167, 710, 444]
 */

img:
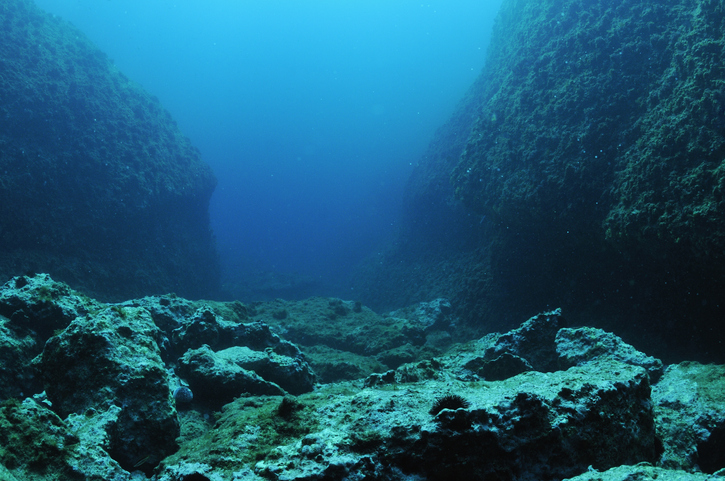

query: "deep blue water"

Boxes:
[33, 0, 502, 299]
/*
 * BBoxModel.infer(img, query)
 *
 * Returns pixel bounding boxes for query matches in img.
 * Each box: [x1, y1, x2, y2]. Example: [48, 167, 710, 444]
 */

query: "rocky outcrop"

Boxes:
[653, 362, 725, 473]
[39, 305, 178, 475]
[248, 297, 459, 382]
[0, 0, 219, 300]
[1, 278, 724, 480]
[566, 464, 723, 481]
[0, 274, 320, 476]
[158, 313, 665, 481]
[354, 0, 725, 363]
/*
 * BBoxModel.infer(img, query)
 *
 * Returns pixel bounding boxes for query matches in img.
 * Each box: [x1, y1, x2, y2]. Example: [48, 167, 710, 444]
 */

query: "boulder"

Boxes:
[161, 359, 657, 480]
[564, 464, 721, 481]
[177, 345, 286, 407]
[39, 305, 178, 475]
[0, 274, 100, 341]
[481, 308, 565, 372]
[652, 362, 725, 473]
[556, 326, 664, 382]
[0, 398, 79, 477]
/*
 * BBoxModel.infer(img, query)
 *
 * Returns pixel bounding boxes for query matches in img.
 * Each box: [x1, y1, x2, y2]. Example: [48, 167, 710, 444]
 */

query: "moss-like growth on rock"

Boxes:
[0, 0, 219, 300]
[357, 0, 725, 362]
[0, 398, 79, 476]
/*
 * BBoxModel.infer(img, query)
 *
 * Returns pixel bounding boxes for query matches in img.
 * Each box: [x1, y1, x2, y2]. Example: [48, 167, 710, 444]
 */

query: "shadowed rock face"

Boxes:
[354, 0, 725, 363]
[0, 0, 219, 300]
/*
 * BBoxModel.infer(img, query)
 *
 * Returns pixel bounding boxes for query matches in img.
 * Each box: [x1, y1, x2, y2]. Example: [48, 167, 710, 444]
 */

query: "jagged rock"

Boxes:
[0, 316, 36, 400]
[436, 309, 564, 381]
[556, 327, 664, 382]
[390, 297, 455, 339]
[39, 305, 178, 475]
[160, 359, 657, 480]
[216, 345, 315, 395]
[0, 396, 138, 480]
[652, 362, 725, 473]
[0, 274, 100, 341]
[64, 406, 137, 481]
[175, 329, 317, 406]
[253, 297, 455, 382]
[171, 306, 223, 354]
[483, 308, 565, 371]
[464, 351, 534, 381]
[0, 274, 103, 400]
[564, 464, 721, 481]
[177, 345, 286, 407]
[0, 398, 79, 478]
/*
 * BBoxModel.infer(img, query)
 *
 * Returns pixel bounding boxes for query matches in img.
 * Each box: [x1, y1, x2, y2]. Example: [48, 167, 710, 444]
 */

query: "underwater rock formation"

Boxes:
[0, 0, 219, 300]
[354, 0, 725, 363]
[0, 276, 724, 480]
[39, 305, 179, 474]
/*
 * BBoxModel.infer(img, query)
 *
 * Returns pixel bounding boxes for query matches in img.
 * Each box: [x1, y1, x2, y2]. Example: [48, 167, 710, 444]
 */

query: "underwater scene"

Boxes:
[0, 0, 724, 479]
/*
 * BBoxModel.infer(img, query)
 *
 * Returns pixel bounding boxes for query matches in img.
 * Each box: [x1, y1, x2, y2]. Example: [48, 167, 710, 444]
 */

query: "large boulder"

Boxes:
[159, 359, 658, 480]
[39, 305, 178, 474]
[0, 0, 219, 300]
[653, 362, 725, 473]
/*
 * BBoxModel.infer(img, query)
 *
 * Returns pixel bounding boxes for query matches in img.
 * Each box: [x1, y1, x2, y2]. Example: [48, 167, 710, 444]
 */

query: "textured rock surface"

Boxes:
[0, 274, 102, 400]
[652, 362, 725, 473]
[1, 278, 724, 480]
[158, 359, 657, 481]
[0, 0, 219, 300]
[177, 345, 287, 405]
[352, 0, 725, 364]
[246, 297, 454, 383]
[564, 464, 722, 481]
[39, 305, 179, 474]
[556, 326, 665, 382]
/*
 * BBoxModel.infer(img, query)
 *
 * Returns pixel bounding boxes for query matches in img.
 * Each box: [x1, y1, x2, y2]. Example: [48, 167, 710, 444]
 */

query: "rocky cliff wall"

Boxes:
[355, 0, 725, 362]
[0, 0, 220, 300]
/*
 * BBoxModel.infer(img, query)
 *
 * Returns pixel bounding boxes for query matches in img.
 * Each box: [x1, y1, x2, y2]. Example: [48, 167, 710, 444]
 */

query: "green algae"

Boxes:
[161, 393, 327, 472]
[0, 398, 79, 476]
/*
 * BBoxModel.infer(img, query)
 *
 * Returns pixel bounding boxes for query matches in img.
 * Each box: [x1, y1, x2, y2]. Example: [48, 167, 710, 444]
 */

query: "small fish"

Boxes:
[133, 455, 151, 468]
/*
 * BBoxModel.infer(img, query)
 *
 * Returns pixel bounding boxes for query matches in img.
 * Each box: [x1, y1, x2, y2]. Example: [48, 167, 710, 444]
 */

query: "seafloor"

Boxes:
[1, 273, 723, 481]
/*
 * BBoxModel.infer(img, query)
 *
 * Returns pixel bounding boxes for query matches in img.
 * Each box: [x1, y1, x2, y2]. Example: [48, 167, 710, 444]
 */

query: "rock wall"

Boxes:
[0, 0, 219, 300]
[354, 0, 725, 362]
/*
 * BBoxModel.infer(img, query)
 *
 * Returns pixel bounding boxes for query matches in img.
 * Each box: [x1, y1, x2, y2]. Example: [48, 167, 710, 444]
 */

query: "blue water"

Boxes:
[33, 0, 502, 299]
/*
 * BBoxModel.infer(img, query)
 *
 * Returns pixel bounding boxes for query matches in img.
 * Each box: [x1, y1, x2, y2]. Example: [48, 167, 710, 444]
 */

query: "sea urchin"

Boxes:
[429, 393, 471, 416]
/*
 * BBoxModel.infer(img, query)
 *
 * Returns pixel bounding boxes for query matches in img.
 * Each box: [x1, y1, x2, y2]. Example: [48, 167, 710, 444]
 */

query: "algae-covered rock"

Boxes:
[176, 340, 316, 408]
[451, 0, 725, 262]
[652, 362, 725, 473]
[0, 274, 100, 340]
[0, 274, 103, 401]
[0, 0, 219, 300]
[39, 305, 178, 474]
[253, 297, 453, 382]
[0, 398, 79, 479]
[177, 345, 286, 406]
[564, 464, 721, 481]
[159, 360, 657, 481]
[557, 326, 664, 382]
[0, 316, 37, 400]
[364, 0, 725, 362]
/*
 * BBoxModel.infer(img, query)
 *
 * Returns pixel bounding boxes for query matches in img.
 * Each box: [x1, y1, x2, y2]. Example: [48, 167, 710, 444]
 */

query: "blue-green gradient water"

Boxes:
[33, 0, 502, 298]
